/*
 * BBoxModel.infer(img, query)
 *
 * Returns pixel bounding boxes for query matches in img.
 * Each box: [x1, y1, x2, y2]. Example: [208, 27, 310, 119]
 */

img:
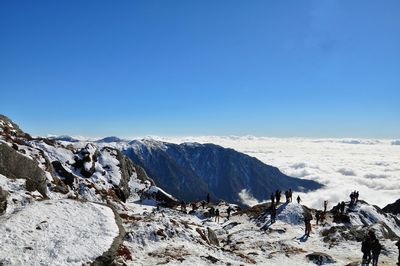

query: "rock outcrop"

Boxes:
[306, 252, 336, 264]
[0, 143, 47, 196]
[383, 198, 400, 215]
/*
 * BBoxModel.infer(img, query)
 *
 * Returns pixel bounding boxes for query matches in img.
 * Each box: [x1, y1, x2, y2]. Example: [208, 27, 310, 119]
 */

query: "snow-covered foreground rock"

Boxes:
[0, 199, 119, 266]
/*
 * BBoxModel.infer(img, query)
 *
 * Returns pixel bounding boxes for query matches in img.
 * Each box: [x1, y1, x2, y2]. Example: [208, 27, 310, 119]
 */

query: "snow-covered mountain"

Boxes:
[123, 139, 322, 205]
[0, 114, 399, 265]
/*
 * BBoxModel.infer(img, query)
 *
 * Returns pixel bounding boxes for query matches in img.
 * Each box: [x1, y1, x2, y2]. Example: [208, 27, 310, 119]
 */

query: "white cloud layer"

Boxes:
[154, 136, 400, 209]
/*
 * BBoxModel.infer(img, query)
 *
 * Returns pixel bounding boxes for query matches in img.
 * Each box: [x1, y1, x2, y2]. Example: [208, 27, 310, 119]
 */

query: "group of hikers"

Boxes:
[350, 190, 360, 206]
[361, 230, 382, 266]
[179, 193, 234, 223]
[176, 190, 400, 264]
[270, 189, 294, 205]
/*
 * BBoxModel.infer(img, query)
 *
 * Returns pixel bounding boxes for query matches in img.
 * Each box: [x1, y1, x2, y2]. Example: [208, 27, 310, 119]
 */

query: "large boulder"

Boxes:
[207, 227, 219, 246]
[0, 143, 47, 196]
[72, 144, 99, 178]
[306, 252, 336, 265]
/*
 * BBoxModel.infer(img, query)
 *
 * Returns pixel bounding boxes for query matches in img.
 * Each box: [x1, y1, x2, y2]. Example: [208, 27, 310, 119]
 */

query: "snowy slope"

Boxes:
[0, 199, 119, 266]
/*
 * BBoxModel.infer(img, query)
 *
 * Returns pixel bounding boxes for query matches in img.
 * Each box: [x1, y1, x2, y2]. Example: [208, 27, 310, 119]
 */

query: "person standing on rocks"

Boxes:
[315, 211, 320, 225]
[371, 238, 382, 266]
[215, 209, 220, 223]
[288, 189, 293, 202]
[304, 217, 312, 237]
[226, 206, 232, 220]
[270, 204, 277, 223]
[297, 195, 301, 204]
[285, 190, 289, 203]
[361, 234, 372, 265]
[275, 190, 281, 204]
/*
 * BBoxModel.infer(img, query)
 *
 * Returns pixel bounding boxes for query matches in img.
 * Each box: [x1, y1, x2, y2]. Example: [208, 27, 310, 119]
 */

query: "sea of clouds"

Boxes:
[154, 136, 400, 209]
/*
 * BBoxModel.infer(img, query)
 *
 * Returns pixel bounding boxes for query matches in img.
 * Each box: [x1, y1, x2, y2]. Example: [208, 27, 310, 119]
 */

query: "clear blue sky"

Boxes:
[1, 1, 399, 138]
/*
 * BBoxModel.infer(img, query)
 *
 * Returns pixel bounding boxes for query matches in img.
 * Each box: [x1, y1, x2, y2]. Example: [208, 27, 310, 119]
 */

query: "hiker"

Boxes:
[297, 195, 301, 204]
[201, 200, 206, 209]
[227, 206, 232, 220]
[371, 238, 382, 266]
[270, 193, 275, 205]
[396, 239, 400, 266]
[304, 217, 312, 236]
[355, 191, 360, 202]
[340, 201, 345, 215]
[215, 208, 220, 223]
[209, 207, 215, 217]
[207, 193, 210, 204]
[361, 235, 372, 265]
[320, 211, 326, 224]
[323, 200, 328, 213]
[275, 190, 281, 204]
[285, 190, 289, 203]
[350, 192, 354, 203]
[315, 211, 320, 225]
[270, 204, 277, 223]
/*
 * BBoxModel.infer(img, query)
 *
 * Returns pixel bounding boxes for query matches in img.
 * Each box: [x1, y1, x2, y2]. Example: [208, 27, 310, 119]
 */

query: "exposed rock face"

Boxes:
[115, 149, 136, 202]
[0, 186, 8, 214]
[0, 143, 47, 196]
[383, 199, 400, 215]
[207, 227, 219, 246]
[0, 114, 32, 140]
[51, 161, 75, 187]
[124, 139, 322, 205]
[306, 252, 336, 264]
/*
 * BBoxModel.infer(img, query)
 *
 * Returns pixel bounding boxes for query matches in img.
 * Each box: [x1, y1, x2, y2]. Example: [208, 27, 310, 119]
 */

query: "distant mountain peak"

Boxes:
[96, 136, 125, 143]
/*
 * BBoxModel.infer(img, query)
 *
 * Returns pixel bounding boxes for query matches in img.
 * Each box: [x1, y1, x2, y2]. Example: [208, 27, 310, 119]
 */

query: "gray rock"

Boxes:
[207, 227, 219, 246]
[51, 161, 75, 187]
[0, 143, 47, 196]
[0, 186, 8, 214]
[115, 149, 136, 202]
[306, 252, 336, 265]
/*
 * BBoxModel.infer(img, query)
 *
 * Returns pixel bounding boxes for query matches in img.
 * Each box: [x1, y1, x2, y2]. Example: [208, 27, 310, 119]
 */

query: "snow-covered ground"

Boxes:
[152, 136, 400, 209]
[0, 199, 119, 266]
[120, 199, 399, 265]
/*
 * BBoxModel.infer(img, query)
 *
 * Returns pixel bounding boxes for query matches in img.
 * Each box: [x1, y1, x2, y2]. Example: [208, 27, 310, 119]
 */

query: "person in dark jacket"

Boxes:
[215, 208, 220, 223]
[226, 206, 232, 220]
[297, 195, 301, 204]
[361, 236, 372, 265]
[315, 211, 321, 225]
[207, 193, 210, 204]
[270, 204, 277, 223]
[270, 193, 275, 205]
[371, 238, 382, 266]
